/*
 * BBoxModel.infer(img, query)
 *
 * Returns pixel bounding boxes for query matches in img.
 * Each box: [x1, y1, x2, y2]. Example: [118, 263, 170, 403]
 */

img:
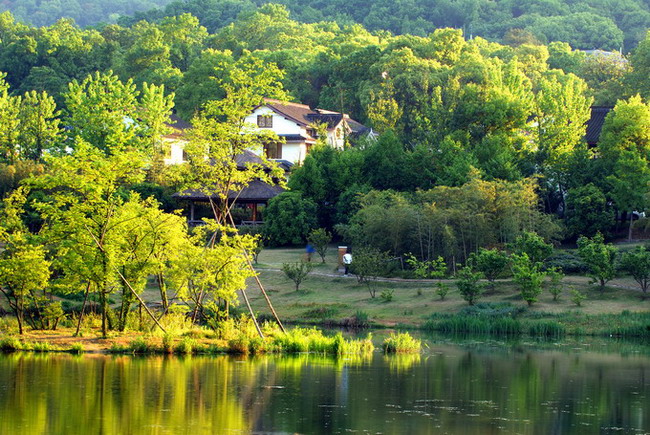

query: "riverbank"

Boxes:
[242, 247, 649, 335]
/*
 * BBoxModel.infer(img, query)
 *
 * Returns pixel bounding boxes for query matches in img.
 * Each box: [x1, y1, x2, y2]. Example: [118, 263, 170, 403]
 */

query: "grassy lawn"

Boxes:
[243, 246, 649, 327]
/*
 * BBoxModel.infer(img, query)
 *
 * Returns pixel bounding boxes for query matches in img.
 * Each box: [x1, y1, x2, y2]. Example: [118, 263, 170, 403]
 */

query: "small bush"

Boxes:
[161, 333, 175, 353]
[0, 337, 23, 351]
[129, 337, 154, 353]
[32, 341, 54, 352]
[435, 282, 449, 300]
[382, 332, 421, 354]
[108, 343, 129, 353]
[545, 252, 588, 274]
[349, 310, 369, 328]
[0, 317, 18, 333]
[459, 302, 526, 318]
[69, 343, 85, 354]
[175, 337, 197, 354]
[570, 288, 586, 306]
[380, 289, 394, 302]
[303, 307, 339, 319]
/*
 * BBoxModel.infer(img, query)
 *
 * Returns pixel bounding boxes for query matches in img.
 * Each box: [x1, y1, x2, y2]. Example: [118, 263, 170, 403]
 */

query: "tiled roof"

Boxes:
[263, 99, 317, 127]
[173, 179, 284, 202]
[262, 98, 356, 131]
[585, 106, 613, 145]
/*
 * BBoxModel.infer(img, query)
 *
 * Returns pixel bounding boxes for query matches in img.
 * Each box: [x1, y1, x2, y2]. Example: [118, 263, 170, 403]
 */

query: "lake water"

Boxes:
[0, 335, 648, 434]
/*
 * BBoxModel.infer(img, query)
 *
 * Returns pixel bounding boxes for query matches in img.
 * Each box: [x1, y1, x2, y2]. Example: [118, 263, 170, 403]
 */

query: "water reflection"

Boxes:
[0, 339, 648, 434]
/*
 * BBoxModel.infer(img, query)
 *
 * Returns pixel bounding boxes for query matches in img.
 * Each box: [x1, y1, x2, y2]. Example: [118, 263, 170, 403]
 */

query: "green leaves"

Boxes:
[577, 233, 617, 289]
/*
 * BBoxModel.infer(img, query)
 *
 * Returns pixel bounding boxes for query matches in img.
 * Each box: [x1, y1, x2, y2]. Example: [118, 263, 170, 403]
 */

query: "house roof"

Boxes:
[173, 179, 284, 202]
[261, 98, 357, 131]
[168, 114, 192, 131]
[585, 106, 613, 145]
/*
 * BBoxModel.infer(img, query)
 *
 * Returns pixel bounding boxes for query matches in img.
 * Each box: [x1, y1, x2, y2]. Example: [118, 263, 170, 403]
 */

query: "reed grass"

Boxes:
[382, 332, 421, 354]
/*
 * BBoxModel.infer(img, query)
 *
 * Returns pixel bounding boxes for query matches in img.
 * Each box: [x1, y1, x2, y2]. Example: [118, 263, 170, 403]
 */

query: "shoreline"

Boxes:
[1, 309, 649, 355]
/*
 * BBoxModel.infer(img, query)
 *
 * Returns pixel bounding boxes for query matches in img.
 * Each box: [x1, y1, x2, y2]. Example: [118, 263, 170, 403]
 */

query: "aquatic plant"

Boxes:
[382, 332, 421, 354]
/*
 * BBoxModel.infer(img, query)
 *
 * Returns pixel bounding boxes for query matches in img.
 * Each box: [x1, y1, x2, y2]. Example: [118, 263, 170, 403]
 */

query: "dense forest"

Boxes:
[0, 0, 173, 27]
[3, 0, 650, 51]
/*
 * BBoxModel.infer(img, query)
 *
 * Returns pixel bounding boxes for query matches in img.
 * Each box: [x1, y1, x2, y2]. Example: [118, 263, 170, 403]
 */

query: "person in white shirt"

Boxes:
[342, 249, 352, 276]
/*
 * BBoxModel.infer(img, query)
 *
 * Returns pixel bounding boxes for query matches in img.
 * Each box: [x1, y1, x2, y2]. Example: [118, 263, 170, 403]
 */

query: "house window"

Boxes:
[257, 115, 273, 128]
[264, 142, 282, 159]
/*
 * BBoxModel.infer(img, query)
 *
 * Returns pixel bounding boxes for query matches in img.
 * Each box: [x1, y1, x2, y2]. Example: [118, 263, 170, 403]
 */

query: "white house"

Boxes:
[244, 98, 370, 163]
[164, 99, 370, 165]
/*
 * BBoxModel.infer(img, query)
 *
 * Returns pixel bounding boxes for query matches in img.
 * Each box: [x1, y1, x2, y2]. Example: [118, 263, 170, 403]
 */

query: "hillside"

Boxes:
[126, 0, 650, 51]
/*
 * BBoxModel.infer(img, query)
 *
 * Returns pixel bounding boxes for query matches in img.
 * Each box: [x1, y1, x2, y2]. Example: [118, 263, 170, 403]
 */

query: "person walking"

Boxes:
[342, 248, 352, 276]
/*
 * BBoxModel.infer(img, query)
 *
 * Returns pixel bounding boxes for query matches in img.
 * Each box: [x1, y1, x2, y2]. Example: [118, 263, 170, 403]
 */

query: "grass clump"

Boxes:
[527, 321, 566, 337]
[433, 316, 523, 335]
[128, 337, 155, 354]
[69, 343, 85, 354]
[382, 332, 421, 354]
[174, 337, 198, 354]
[31, 341, 55, 352]
[267, 328, 374, 355]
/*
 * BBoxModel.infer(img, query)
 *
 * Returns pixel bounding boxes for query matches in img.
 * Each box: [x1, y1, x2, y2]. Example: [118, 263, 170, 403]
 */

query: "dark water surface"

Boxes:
[0, 336, 649, 434]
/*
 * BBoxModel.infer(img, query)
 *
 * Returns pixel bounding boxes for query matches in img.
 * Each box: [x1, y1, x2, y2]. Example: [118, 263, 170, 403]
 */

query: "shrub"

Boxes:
[350, 310, 370, 328]
[31, 341, 54, 352]
[380, 289, 394, 302]
[303, 307, 339, 319]
[129, 337, 154, 353]
[175, 337, 197, 354]
[546, 267, 564, 301]
[577, 233, 617, 289]
[382, 332, 421, 354]
[570, 288, 586, 306]
[545, 251, 588, 274]
[509, 231, 554, 265]
[405, 253, 446, 278]
[161, 333, 175, 353]
[0, 337, 23, 351]
[69, 343, 85, 354]
[435, 282, 449, 300]
[618, 246, 650, 297]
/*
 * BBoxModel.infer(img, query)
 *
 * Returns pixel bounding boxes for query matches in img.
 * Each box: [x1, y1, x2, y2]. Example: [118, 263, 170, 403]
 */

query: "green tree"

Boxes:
[308, 228, 332, 263]
[282, 261, 313, 291]
[263, 192, 317, 246]
[17, 90, 62, 161]
[565, 183, 614, 239]
[509, 231, 554, 266]
[0, 188, 51, 334]
[350, 247, 389, 298]
[511, 253, 546, 306]
[455, 266, 484, 306]
[0, 73, 21, 163]
[468, 248, 509, 289]
[577, 233, 617, 289]
[597, 95, 650, 240]
[619, 246, 650, 297]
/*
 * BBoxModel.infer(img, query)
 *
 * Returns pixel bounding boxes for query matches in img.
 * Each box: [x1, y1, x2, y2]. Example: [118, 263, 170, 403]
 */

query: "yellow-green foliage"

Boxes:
[382, 332, 421, 354]
[268, 328, 374, 355]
